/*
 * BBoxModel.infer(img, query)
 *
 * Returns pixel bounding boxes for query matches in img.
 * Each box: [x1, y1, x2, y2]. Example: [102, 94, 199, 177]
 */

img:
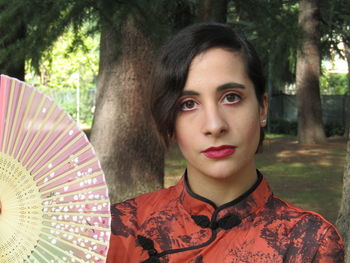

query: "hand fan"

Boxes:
[0, 75, 111, 263]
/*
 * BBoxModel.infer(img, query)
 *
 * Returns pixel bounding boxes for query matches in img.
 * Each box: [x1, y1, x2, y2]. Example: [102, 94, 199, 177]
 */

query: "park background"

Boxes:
[1, 0, 350, 259]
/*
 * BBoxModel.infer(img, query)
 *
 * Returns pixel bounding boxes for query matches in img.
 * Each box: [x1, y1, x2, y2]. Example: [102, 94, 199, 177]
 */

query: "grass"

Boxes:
[265, 133, 296, 139]
[256, 162, 343, 223]
[164, 135, 347, 224]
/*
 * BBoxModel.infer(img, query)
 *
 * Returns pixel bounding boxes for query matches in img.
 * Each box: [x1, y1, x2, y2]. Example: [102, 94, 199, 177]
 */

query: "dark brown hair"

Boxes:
[150, 22, 266, 149]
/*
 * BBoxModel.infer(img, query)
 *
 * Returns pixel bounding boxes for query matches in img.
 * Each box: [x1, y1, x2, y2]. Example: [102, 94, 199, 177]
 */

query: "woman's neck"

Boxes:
[187, 165, 258, 207]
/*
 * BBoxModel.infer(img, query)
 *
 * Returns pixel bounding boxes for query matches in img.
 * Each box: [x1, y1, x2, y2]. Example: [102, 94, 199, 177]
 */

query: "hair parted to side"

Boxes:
[150, 22, 266, 150]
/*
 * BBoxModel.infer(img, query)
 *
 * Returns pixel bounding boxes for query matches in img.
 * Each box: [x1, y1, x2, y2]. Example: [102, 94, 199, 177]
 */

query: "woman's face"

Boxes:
[174, 48, 267, 181]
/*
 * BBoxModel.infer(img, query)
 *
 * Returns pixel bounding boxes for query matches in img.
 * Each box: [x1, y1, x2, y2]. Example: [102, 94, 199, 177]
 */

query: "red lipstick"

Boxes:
[202, 145, 236, 159]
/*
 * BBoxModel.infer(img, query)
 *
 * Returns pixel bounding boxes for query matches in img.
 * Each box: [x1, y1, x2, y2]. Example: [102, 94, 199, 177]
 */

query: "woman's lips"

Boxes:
[202, 145, 236, 159]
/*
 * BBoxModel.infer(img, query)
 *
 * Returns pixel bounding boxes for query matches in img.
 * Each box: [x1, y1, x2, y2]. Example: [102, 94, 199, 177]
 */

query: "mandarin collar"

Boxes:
[175, 170, 272, 221]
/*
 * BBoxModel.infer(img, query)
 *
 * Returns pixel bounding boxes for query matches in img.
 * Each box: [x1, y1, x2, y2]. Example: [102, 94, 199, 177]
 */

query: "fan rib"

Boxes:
[42, 185, 107, 201]
[29, 248, 50, 263]
[0, 76, 7, 151]
[12, 87, 36, 160]
[35, 238, 78, 263]
[16, 92, 46, 161]
[2, 79, 16, 154]
[42, 216, 109, 232]
[37, 144, 93, 187]
[21, 101, 57, 164]
[45, 210, 109, 219]
[39, 160, 100, 193]
[32, 133, 84, 177]
[40, 226, 106, 260]
[44, 198, 107, 208]
[0, 214, 42, 262]
[29, 122, 75, 173]
[42, 224, 108, 248]
[24, 113, 66, 168]
[7, 82, 26, 157]
[28, 250, 45, 263]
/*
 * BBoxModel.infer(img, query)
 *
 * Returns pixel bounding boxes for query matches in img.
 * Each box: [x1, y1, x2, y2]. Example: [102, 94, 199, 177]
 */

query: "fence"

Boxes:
[269, 94, 349, 133]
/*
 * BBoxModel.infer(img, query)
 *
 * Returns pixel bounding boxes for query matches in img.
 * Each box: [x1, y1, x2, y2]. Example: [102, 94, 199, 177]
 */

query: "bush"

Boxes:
[269, 120, 344, 137]
[324, 123, 345, 137]
[320, 72, 348, 95]
[269, 119, 297, 135]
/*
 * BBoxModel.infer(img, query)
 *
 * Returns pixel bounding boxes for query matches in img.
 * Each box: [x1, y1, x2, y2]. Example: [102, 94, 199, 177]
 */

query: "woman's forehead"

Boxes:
[184, 48, 252, 92]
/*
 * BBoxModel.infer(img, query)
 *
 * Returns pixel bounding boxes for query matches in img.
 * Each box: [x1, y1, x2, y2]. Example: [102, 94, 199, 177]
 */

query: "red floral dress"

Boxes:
[107, 172, 344, 262]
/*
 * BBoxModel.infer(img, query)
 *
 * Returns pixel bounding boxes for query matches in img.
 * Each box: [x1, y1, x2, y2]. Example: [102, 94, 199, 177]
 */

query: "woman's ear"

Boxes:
[260, 93, 269, 127]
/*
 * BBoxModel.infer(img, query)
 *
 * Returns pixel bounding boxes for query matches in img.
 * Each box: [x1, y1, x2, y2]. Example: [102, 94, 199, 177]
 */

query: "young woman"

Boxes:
[107, 23, 344, 263]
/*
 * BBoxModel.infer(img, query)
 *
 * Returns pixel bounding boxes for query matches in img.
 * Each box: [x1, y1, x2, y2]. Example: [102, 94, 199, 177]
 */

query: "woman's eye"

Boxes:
[180, 100, 198, 111]
[223, 93, 241, 104]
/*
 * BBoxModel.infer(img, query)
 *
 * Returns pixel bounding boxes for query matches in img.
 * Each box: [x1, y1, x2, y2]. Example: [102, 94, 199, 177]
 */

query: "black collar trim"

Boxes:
[183, 170, 263, 211]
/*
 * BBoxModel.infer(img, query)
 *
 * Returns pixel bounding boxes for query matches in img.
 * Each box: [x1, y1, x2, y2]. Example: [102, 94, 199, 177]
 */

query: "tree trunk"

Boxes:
[90, 17, 164, 203]
[197, 0, 228, 22]
[336, 128, 350, 261]
[296, 0, 326, 144]
[344, 42, 350, 140]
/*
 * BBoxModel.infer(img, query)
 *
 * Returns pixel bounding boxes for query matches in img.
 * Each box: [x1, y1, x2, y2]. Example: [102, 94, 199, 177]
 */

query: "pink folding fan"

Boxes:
[0, 74, 111, 263]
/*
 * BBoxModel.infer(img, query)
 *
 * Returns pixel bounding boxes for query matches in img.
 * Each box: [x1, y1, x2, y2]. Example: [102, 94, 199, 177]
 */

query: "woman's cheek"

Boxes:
[174, 123, 190, 151]
[243, 114, 261, 146]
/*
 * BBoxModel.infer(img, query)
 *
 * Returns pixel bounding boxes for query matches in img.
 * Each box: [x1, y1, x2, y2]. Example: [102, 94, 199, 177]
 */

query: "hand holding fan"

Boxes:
[0, 75, 111, 263]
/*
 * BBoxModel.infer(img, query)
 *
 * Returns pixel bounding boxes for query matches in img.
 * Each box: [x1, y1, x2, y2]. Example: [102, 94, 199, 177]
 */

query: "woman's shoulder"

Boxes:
[269, 194, 337, 228]
[113, 183, 178, 209]
[264, 194, 344, 261]
[265, 194, 338, 234]
[110, 184, 179, 230]
[107, 186, 179, 262]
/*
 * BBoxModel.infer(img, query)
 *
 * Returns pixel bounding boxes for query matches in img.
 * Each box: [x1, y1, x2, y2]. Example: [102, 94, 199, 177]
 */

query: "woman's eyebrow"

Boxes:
[181, 90, 200, 96]
[217, 82, 245, 92]
[181, 82, 245, 96]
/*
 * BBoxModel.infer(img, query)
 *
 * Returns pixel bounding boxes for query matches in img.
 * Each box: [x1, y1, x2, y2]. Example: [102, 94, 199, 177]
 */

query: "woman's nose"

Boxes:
[202, 106, 229, 137]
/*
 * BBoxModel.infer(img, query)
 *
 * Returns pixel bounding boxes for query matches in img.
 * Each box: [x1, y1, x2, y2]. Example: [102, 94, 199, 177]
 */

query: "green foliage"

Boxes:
[269, 120, 298, 136]
[25, 28, 99, 127]
[324, 123, 346, 137]
[226, 0, 350, 94]
[227, 0, 300, 92]
[320, 72, 348, 95]
[0, 0, 195, 71]
[319, 0, 350, 59]
[0, 0, 99, 71]
[134, 0, 196, 49]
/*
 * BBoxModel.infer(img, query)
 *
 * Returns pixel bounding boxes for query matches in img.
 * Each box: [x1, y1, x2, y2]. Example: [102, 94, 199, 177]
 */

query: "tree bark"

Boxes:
[90, 17, 164, 203]
[296, 0, 326, 144]
[344, 42, 350, 140]
[196, 0, 228, 22]
[336, 128, 350, 261]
